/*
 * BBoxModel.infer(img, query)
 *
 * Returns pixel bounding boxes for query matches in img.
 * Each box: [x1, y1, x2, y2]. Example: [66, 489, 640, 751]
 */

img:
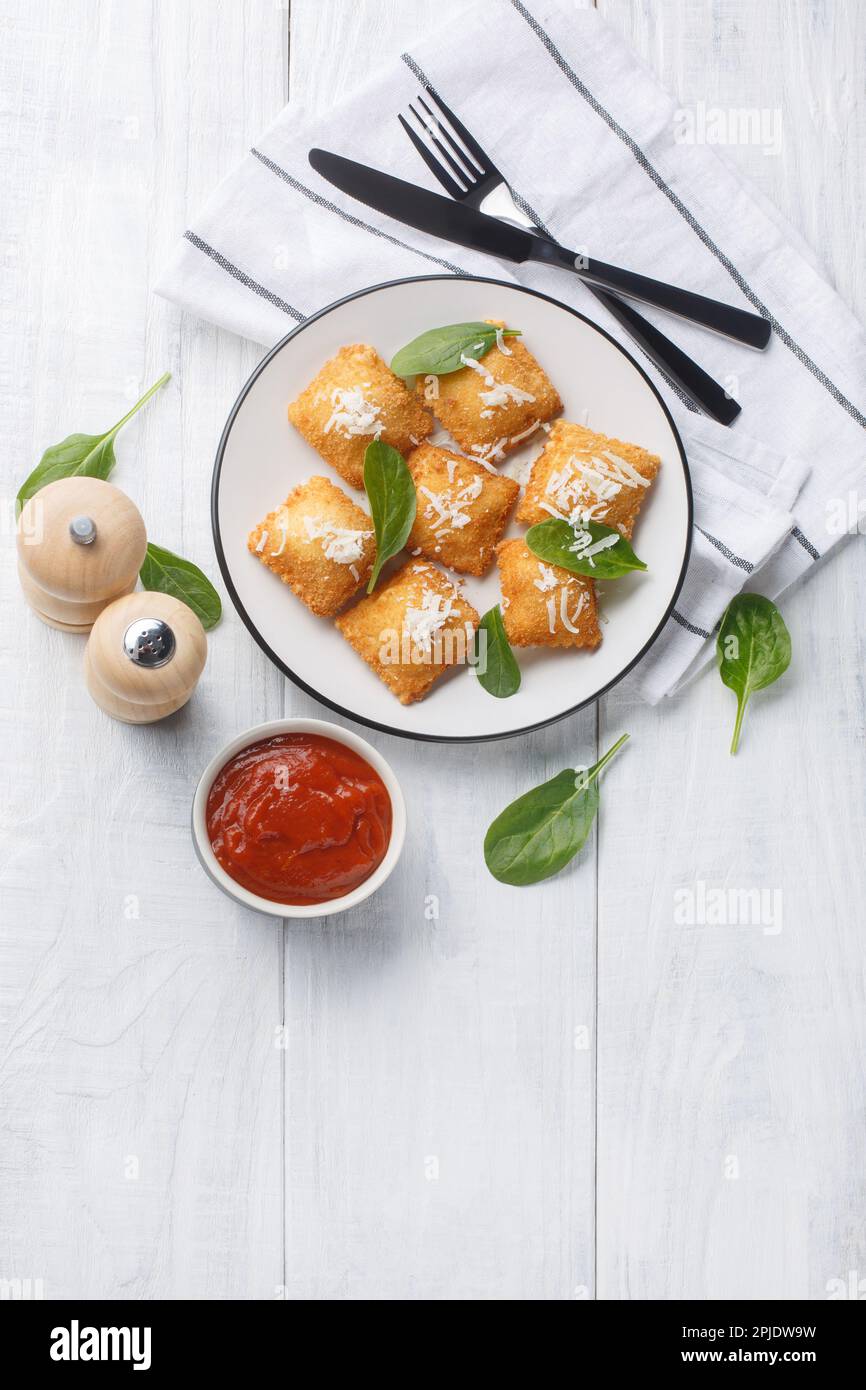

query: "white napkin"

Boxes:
[156, 0, 866, 702]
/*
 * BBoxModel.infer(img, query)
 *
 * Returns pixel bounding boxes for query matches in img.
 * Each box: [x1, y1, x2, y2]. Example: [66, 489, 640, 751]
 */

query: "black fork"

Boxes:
[399, 88, 742, 426]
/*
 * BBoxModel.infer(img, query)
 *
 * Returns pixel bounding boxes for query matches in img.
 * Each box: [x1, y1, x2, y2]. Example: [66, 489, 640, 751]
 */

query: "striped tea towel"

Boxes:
[155, 0, 866, 702]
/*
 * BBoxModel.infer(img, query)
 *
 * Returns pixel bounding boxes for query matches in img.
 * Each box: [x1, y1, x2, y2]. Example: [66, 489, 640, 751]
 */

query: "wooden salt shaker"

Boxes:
[84, 591, 207, 724]
[17, 477, 147, 633]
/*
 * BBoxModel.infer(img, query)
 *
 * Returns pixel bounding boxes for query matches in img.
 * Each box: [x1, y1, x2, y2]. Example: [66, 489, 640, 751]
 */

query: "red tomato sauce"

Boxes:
[206, 733, 392, 905]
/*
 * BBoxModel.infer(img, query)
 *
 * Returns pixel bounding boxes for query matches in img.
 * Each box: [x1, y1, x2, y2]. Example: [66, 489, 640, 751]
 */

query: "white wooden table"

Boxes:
[2, 0, 864, 1301]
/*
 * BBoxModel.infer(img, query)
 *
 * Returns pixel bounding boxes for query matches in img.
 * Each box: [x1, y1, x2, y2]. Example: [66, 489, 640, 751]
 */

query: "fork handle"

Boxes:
[529, 239, 771, 349]
[589, 286, 741, 425]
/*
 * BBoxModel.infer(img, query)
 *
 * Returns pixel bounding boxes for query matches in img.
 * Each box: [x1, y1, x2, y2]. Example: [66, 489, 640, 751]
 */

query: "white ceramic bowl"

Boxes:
[191, 717, 406, 919]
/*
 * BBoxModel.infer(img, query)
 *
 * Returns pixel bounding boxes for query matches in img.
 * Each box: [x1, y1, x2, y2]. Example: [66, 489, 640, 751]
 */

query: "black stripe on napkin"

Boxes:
[696, 527, 754, 573]
[183, 232, 305, 322]
[671, 610, 712, 640]
[791, 525, 821, 560]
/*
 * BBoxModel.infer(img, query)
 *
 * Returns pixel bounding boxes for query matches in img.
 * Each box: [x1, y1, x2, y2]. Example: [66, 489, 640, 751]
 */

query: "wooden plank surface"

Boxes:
[0, 0, 288, 1299]
[0, 0, 862, 1301]
[597, 0, 866, 1300]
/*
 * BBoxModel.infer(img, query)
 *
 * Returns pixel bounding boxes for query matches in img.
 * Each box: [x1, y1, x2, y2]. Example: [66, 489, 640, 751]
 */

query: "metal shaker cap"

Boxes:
[122, 617, 177, 668]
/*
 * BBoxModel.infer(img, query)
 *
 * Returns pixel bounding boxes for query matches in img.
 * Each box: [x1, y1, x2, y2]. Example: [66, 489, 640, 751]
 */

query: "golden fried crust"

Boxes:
[335, 559, 479, 704]
[516, 420, 660, 539]
[406, 443, 519, 577]
[288, 344, 433, 489]
[248, 475, 375, 617]
[496, 538, 601, 650]
[416, 324, 561, 462]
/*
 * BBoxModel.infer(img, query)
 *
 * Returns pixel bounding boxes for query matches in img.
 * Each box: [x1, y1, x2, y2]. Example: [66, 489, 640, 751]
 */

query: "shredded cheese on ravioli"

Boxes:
[404, 588, 454, 653]
[541, 450, 649, 524]
[460, 354, 495, 385]
[479, 381, 536, 418]
[302, 515, 372, 565]
[323, 384, 384, 440]
[471, 438, 508, 466]
[545, 582, 588, 634]
[534, 563, 559, 593]
[419, 475, 484, 539]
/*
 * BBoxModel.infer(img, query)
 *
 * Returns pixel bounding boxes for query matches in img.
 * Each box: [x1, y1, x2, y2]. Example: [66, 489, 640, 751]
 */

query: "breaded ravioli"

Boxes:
[417, 323, 561, 464]
[496, 538, 601, 650]
[516, 420, 660, 538]
[335, 559, 479, 704]
[406, 443, 519, 576]
[248, 476, 375, 617]
[288, 344, 433, 489]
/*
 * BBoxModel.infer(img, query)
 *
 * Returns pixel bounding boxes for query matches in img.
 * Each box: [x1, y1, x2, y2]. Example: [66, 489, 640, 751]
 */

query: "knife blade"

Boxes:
[309, 149, 771, 350]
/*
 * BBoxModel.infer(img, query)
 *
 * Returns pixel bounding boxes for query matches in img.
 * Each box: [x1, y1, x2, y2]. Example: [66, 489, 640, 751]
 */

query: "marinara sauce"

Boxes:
[206, 733, 392, 905]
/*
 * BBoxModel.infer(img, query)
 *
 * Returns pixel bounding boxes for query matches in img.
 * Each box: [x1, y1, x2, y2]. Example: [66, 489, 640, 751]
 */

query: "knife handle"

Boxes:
[532, 239, 771, 349]
[590, 287, 741, 425]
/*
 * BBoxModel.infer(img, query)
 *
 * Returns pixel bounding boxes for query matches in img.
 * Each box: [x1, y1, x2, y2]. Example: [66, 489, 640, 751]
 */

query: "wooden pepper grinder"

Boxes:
[84, 591, 207, 724]
[17, 477, 148, 633]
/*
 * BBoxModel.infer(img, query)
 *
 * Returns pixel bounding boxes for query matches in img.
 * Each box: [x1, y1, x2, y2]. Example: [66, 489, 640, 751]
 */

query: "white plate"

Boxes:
[213, 275, 692, 742]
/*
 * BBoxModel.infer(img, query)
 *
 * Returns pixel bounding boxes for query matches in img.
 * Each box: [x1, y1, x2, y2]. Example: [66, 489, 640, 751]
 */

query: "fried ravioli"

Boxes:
[496, 538, 601, 650]
[406, 443, 519, 577]
[335, 559, 479, 704]
[417, 323, 561, 464]
[288, 344, 434, 489]
[516, 420, 660, 538]
[248, 475, 375, 617]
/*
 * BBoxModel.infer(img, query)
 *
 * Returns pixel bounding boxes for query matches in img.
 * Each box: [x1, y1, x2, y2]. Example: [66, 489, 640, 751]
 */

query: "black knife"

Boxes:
[309, 149, 771, 350]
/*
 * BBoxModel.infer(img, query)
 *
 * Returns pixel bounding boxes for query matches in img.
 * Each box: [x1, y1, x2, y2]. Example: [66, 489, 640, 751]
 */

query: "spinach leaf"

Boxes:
[390, 322, 521, 378]
[717, 594, 791, 754]
[474, 605, 521, 698]
[484, 734, 629, 885]
[526, 518, 647, 579]
[17, 372, 170, 514]
[363, 441, 416, 593]
[140, 542, 222, 630]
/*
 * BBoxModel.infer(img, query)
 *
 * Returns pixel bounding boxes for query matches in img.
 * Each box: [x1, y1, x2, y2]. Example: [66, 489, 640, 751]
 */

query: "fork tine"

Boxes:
[397, 113, 467, 199]
[409, 102, 477, 187]
[419, 86, 496, 177]
[416, 94, 484, 179]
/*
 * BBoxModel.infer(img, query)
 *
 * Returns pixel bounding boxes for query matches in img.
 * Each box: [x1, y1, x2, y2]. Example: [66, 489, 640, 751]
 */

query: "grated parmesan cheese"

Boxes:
[419, 474, 483, 539]
[509, 419, 541, 446]
[272, 522, 288, 557]
[534, 563, 559, 593]
[460, 354, 494, 385]
[324, 384, 384, 440]
[479, 381, 536, 417]
[545, 581, 588, 634]
[404, 588, 454, 652]
[471, 438, 508, 467]
[302, 515, 372, 566]
[568, 529, 621, 567]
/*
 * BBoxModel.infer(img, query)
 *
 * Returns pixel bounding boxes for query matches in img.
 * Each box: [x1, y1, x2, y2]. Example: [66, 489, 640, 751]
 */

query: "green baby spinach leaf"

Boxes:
[717, 594, 791, 754]
[140, 542, 222, 630]
[390, 322, 521, 378]
[526, 517, 647, 579]
[484, 733, 629, 886]
[363, 441, 416, 593]
[474, 605, 521, 699]
[17, 372, 170, 514]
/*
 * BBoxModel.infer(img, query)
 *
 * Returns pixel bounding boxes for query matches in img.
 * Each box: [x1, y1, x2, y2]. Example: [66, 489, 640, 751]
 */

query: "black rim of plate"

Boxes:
[211, 273, 694, 744]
